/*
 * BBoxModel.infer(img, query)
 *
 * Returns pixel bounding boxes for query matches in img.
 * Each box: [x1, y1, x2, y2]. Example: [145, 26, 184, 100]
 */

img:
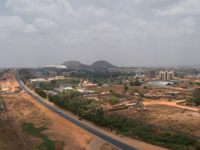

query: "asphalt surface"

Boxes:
[0, 103, 5, 112]
[0, 98, 5, 112]
[16, 73, 137, 150]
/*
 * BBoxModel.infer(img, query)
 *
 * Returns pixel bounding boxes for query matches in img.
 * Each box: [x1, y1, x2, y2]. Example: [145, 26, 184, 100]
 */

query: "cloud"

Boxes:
[156, 0, 200, 16]
[24, 18, 58, 33]
[0, 15, 25, 31]
[178, 17, 196, 35]
[24, 24, 38, 33]
[91, 22, 120, 33]
[33, 18, 58, 29]
[6, 0, 74, 20]
[76, 6, 108, 17]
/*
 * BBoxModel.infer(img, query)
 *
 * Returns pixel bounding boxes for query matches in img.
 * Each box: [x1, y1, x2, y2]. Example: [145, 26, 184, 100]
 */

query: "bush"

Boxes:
[130, 79, 141, 86]
[35, 88, 47, 98]
[22, 122, 55, 150]
[192, 88, 200, 106]
[109, 96, 120, 105]
[195, 143, 200, 150]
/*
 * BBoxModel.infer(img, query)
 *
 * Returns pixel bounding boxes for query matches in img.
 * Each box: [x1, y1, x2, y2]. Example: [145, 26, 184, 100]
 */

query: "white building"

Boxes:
[30, 78, 48, 83]
[79, 80, 97, 90]
[45, 65, 67, 69]
[0, 84, 9, 93]
[159, 71, 174, 81]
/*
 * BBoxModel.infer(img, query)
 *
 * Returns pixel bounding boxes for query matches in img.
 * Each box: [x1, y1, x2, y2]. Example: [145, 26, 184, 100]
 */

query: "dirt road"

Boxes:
[144, 99, 200, 111]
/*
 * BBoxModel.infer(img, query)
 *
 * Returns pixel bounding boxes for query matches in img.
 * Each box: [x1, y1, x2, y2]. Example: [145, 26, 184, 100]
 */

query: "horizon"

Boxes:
[1, 59, 200, 69]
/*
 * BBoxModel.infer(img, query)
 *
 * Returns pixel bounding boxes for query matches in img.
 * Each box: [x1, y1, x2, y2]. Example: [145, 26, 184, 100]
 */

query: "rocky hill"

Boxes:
[62, 60, 89, 69]
[62, 60, 116, 69]
[91, 60, 116, 69]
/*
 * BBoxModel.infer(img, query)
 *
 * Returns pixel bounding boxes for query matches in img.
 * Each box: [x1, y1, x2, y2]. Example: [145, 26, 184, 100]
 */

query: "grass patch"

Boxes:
[196, 82, 200, 86]
[22, 122, 55, 150]
[108, 116, 197, 150]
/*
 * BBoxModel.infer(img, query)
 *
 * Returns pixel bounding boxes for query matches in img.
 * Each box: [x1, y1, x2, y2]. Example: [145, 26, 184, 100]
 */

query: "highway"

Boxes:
[16, 72, 137, 150]
[0, 97, 5, 112]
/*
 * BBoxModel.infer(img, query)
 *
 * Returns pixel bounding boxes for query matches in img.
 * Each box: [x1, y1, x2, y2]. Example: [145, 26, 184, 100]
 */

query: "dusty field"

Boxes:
[2, 94, 92, 150]
[143, 105, 200, 137]
[0, 71, 19, 92]
[117, 102, 200, 138]
[144, 99, 200, 111]
[0, 119, 27, 150]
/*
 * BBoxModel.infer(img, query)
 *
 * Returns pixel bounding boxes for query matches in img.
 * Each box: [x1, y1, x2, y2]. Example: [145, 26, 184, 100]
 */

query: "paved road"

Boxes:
[16, 73, 137, 150]
[0, 97, 5, 112]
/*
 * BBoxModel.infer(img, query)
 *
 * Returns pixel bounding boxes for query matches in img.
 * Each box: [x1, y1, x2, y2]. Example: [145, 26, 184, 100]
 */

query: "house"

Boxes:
[30, 78, 48, 83]
[54, 76, 65, 80]
[0, 84, 10, 93]
[64, 87, 73, 90]
[80, 80, 97, 90]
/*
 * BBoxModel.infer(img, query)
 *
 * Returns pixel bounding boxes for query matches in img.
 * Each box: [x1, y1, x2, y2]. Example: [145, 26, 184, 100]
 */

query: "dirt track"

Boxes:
[144, 99, 200, 111]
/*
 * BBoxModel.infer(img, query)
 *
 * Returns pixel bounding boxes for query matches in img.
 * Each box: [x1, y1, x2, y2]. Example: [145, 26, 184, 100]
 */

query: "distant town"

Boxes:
[1, 60, 200, 150]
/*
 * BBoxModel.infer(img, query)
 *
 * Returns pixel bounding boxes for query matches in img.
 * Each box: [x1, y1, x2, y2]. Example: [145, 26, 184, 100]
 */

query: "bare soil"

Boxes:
[117, 101, 200, 138]
[0, 119, 27, 150]
[144, 99, 200, 111]
[2, 94, 92, 150]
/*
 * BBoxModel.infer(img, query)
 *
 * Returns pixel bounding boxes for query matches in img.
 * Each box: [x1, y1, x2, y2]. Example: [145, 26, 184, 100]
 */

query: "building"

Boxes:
[102, 84, 109, 88]
[80, 80, 97, 90]
[83, 83, 97, 90]
[0, 84, 9, 93]
[149, 71, 156, 78]
[54, 76, 65, 80]
[159, 71, 174, 81]
[64, 87, 73, 90]
[45, 65, 67, 69]
[30, 78, 49, 83]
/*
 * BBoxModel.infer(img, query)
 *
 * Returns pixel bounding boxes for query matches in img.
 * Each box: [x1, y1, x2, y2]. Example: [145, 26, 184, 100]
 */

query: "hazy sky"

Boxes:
[0, 0, 200, 67]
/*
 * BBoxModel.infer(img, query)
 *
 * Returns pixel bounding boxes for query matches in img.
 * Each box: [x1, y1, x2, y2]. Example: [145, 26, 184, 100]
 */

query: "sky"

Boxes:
[0, 0, 200, 67]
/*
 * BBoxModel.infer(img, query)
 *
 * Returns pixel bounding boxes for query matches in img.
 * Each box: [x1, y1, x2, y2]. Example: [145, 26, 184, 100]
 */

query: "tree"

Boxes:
[109, 96, 120, 105]
[124, 84, 129, 92]
[192, 88, 200, 106]
[35, 88, 47, 98]
[130, 79, 141, 86]
[50, 80, 57, 85]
